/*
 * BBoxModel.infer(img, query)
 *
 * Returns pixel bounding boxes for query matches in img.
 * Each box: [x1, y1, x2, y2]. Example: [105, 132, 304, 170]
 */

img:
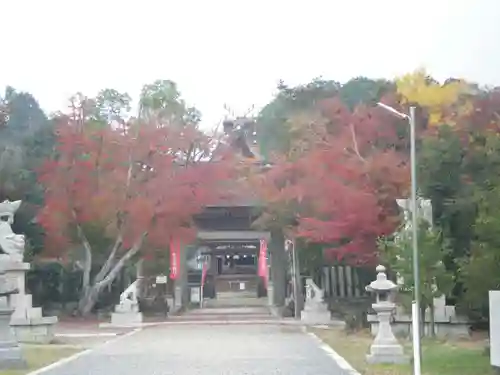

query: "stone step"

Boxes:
[189, 307, 270, 315]
[204, 299, 267, 308]
[170, 314, 276, 321]
[216, 291, 257, 299]
[27, 307, 42, 320]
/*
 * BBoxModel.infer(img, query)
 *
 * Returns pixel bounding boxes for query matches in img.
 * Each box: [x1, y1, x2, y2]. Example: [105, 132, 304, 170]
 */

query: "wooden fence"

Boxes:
[319, 265, 376, 299]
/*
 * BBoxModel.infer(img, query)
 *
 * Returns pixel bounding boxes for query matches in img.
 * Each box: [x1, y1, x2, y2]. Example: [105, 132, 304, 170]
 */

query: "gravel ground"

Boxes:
[35, 324, 346, 375]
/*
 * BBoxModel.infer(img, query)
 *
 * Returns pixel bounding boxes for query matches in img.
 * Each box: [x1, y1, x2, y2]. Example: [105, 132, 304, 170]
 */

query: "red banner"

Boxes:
[170, 238, 181, 280]
[201, 262, 208, 287]
[258, 239, 268, 287]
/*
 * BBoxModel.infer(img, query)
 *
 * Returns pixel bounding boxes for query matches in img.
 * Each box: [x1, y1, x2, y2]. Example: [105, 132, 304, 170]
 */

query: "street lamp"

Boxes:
[377, 102, 421, 375]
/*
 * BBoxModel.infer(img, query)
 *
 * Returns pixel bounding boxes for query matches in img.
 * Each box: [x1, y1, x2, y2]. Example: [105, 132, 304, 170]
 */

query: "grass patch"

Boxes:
[0, 345, 81, 375]
[311, 327, 494, 375]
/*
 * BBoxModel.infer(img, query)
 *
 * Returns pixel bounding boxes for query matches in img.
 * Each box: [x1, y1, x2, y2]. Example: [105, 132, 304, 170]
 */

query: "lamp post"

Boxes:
[377, 103, 421, 375]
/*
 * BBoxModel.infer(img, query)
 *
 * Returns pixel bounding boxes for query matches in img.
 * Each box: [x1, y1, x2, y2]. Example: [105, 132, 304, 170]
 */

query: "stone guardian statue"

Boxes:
[0, 200, 25, 263]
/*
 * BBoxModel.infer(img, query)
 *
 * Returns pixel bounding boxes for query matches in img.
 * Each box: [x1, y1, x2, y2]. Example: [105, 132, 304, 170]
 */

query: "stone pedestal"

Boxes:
[301, 305, 331, 325]
[366, 306, 409, 364]
[0, 305, 26, 369]
[5, 262, 58, 344]
[110, 300, 143, 327]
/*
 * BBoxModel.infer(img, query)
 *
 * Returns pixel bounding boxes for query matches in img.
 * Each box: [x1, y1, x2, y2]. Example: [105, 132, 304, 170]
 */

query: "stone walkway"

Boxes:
[36, 324, 347, 375]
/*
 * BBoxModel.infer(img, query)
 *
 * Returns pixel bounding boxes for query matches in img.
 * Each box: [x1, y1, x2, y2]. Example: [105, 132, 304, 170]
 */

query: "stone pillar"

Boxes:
[210, 252, 218, 275]
[269, 230, 286, 307]
[135, 259, 144, 300]
[490, 291, 500, 370]
[173, 243, 191, 310]
[0, 298, 26, 369]
[7, 262, 30, 319]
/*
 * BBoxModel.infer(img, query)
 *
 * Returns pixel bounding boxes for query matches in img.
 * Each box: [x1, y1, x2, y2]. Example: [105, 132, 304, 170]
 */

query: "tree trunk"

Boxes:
[430, 303, 436, 338]
[77, 233, 147, 316]
[293, 240, 304, 313]
[420, 303, 426, 338]
[77, 285, 101, 316]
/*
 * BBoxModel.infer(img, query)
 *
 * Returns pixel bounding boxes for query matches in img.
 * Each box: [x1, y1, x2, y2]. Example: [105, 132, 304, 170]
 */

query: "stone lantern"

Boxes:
[365, 265, 409, 364]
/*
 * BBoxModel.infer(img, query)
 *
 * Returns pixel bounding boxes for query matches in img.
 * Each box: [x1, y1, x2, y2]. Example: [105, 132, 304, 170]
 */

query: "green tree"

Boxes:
[257, 78, 340, 159]
[338, 76, 394, 110]
[257, 77, 394, 160]
[139, 80, 201, 126]
[379, 220, 455, 337]
[0, 87, 53, 257]
[458, 131, 500, 321]
[95, 88, 132, 125]
[416, 88, 500, 318]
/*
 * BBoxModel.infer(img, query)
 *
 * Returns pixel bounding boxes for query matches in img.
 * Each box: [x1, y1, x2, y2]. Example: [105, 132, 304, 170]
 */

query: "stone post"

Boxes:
[269, 230, 286, 307]
[0, 265, 26, 369]
[0, 200, 57, 345]
[490, 291, 500, 371]
[365, 265, 409, 365]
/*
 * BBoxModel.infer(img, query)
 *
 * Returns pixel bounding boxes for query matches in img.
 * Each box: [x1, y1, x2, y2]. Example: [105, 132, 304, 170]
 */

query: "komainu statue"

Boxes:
[0, 200, 25, 263]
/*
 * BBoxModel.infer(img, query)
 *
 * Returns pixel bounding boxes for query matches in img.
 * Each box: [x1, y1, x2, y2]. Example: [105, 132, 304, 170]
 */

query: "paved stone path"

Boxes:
[37, 324, 346, 375]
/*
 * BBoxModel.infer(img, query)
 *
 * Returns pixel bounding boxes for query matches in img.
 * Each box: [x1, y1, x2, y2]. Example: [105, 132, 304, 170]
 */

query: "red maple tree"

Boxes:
[253, 97, 408, 265]
[37, 115, 233, 314]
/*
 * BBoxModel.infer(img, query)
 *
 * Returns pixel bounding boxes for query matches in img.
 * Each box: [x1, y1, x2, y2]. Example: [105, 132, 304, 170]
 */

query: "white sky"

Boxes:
[1, 0, 500, 128]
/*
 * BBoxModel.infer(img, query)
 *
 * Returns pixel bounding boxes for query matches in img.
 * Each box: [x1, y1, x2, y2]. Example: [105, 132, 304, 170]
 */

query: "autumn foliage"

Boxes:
[38, 118, 232, 259]
[252, 97, 408, 265]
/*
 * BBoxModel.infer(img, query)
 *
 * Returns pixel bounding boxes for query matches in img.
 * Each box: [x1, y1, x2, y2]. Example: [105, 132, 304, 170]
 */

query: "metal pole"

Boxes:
[200, 285, 204, 309]
[290, 240, 297, 317]
[409, 106, 422, 372]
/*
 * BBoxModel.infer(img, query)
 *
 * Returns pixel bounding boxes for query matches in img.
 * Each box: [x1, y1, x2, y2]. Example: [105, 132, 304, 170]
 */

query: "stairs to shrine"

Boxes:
[169, 290, 274, 323]
[205, 290, 267, 308]
[177, 306, 275, 322]
[214, 274, 258, 294]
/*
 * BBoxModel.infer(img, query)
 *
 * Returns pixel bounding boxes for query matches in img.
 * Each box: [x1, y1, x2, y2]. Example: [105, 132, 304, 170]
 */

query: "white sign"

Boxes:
[490, 291, 500, 367]
[156, 275, 168, 284]
[239, 282, 246, 290]
[191, 287, 201, 303]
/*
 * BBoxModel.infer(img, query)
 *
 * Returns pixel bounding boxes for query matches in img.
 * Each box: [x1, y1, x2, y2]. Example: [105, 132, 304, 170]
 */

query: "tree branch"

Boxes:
[349, 123, 366, 163]
[96, 139, 136, 284]
[72, 210, 92, 290]
[93, 233, 123, 284]
[95, 232, 148, 290]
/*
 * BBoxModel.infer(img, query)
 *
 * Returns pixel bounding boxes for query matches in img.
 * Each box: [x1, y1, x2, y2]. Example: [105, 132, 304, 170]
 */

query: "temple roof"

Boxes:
[208, 116, 264, 207]
[221, 117, 262, 161]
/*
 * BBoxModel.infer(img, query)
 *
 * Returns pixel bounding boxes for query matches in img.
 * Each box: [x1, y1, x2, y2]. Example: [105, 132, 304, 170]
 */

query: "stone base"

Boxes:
[301, 308, 331, 325]
[0, 307, 26, 369]
[366, 344, 409, 364]
[0, 346, 27, 370]
[267, 283, 274, 307]
[10, 316, 58, 344]
[110, 312, 143, 327]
